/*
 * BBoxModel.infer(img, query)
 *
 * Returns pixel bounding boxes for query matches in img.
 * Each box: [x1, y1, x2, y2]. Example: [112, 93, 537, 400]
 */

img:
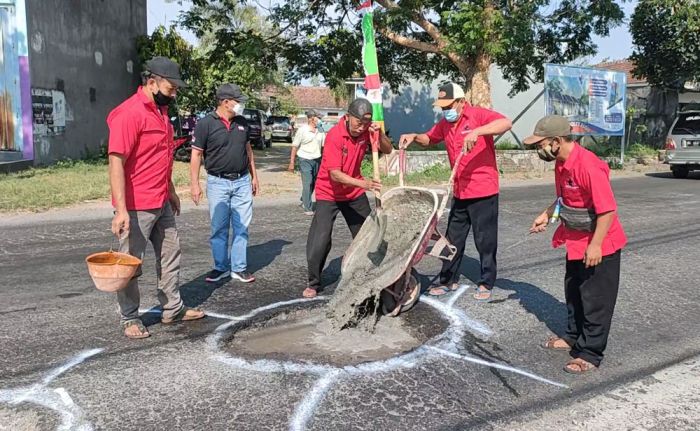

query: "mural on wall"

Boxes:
[0, 0, 33, 160]
[31, 88, 65, 136]
[0, 91, 15, 150]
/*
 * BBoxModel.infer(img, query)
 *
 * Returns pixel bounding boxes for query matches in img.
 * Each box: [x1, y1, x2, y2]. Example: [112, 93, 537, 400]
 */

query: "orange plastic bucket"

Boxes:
[85, 251, 142, 293]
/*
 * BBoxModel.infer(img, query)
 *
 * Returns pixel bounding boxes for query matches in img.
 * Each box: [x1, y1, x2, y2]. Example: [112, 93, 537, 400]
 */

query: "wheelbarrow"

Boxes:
[337, 147, 466, 319]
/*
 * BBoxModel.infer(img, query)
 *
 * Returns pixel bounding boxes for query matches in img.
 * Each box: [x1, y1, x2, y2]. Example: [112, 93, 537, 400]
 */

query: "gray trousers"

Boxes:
[117, 202, 183, 321]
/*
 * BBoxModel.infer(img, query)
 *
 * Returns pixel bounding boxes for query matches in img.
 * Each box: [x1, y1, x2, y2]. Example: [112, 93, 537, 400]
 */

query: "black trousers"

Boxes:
[439, 193, 499, 289]
[306, 195, 371, 290]
[564, 249, 622, 367]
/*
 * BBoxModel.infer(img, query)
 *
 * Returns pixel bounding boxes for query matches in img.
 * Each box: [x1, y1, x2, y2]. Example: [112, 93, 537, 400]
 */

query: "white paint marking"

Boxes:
[0, 349, 103, 431]
[446, 284, 471, 307]
[42, 349, 103, 386]
[289, 370, 343, 431]
[429, 347, 568, 388]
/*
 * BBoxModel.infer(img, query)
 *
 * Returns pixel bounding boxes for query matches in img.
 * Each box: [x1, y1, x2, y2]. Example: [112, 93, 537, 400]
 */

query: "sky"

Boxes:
[147, 0, 638, 68]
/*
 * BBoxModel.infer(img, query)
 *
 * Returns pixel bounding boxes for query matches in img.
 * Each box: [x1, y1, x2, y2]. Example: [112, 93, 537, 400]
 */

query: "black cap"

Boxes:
[305, 109, 321, 118]
[145, 56, 187, 88]
[216, 83, 248, 102]
[347, 98, 373, 119]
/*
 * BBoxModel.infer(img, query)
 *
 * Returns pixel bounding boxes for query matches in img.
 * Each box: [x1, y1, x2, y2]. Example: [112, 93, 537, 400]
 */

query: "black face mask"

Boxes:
[153, 90, 174, 107]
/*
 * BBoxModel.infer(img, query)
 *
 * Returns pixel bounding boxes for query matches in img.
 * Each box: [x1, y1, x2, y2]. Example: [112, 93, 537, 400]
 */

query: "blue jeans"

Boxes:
[207, 174, 253, 272]
[299, 157, 321, 212]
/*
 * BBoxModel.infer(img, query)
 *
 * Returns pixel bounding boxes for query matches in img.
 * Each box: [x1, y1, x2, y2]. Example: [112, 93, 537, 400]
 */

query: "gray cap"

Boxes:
[216, 83, 248, 102]
[347, 98, 373, 119]
[305, 109, 321, 118]
[145, 56, 187, 88]
[523, 115, 571, 146]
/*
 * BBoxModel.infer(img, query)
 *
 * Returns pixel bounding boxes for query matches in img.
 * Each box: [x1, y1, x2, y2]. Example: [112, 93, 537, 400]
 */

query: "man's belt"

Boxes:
[209, 171, 247, 180]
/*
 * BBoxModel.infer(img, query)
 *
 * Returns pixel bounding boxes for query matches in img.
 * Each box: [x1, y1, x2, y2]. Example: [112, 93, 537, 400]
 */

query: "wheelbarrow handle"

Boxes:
[398, 147, 406, 187]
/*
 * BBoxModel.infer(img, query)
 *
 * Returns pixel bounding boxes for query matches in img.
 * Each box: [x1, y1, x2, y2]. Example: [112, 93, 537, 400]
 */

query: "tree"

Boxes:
[268, 0, 626, 107]
[630, 0, 700, 88]
[136, 25, 206, 112]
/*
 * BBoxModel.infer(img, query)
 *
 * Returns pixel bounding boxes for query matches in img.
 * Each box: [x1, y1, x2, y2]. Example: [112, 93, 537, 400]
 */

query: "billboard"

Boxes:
[544, 64, 626, 136]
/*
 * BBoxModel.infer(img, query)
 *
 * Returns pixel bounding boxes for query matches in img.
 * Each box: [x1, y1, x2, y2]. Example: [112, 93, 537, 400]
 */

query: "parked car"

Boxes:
[267, 115, 294, 142]
[244, 108, 272, 149]
[665, 110, 700, 178]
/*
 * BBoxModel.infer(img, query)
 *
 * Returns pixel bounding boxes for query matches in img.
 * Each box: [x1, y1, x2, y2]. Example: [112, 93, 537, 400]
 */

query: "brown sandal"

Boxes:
[161, 307, 205, 324]
[543, 336, 571, 351]
[122, 319, 150, 339]
[564, 357, 598, 374]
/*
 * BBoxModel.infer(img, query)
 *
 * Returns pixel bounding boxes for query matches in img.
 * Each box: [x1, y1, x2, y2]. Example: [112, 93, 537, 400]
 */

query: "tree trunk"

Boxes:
[466, 54, 492, 108]
[449, 52, 493, 108]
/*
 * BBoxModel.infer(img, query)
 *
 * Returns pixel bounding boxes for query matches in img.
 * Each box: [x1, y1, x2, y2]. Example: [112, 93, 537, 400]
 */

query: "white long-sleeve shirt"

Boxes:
[292, 124, 325, 160]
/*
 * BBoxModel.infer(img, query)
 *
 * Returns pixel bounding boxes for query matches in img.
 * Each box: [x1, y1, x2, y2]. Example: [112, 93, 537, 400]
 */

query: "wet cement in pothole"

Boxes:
[224, 303, 448, 367]
[327, 189, 436, 331]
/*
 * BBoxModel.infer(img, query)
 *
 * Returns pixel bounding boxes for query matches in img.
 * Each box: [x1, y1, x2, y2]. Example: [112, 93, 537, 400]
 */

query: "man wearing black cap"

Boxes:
[302, 98, 393, 298]
[108, 56, 205, 339]
[190, 83, 259, 284]
[288, 109, 325, 215]
[398, 82, 512, 301]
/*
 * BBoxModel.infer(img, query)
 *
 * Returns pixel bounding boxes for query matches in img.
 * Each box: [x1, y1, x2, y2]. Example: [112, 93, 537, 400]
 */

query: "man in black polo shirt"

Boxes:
[190, 83, 259, 283]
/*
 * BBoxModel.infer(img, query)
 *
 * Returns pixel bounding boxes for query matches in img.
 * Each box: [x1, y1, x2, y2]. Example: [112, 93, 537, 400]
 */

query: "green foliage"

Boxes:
[627, 143, 657, 158]
[260, 0, 625, 97]
[585, 139, 620, 158]
[631, 0, 700, 88]
[495, 139, 520, 151]
[137, 25, 205, 112]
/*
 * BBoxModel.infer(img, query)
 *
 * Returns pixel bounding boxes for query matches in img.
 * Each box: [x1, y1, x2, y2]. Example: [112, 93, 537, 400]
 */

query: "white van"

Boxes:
[665, 110, 700, 178]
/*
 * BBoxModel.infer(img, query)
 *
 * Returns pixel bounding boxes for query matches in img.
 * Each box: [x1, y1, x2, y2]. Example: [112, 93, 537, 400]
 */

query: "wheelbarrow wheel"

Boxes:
[381, 268, 421, 317]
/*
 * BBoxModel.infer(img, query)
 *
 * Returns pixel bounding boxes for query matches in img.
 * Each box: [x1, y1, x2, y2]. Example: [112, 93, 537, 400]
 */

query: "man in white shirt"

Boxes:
[288, 109, 325, 215]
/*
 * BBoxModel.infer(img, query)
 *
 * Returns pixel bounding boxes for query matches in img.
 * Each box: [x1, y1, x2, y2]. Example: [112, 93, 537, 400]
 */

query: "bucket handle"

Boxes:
[436, 147, 466, 219]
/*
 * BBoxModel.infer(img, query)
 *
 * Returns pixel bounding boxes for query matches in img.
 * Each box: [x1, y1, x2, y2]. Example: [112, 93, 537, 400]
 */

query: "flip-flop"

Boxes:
[121, 319, 150, 339]
[473, 286, 492, 301]
[425, 283, 459, 297]
[161, 307, 205, 325]
[564, 357, 598, 374]
[542, 336, 571, 351]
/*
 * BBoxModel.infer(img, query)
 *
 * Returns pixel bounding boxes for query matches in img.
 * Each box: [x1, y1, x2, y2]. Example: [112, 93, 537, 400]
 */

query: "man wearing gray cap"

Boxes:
[288, 109, 326, 215]
[525, 115, 626, 374]
[108, 56, 205, 339]
[302, 98, 393, 298]
[190, 83, 259, 284]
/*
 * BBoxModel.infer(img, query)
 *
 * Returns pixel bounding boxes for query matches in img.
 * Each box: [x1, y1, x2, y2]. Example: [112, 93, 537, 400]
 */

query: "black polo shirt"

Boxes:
[192, 112, 250, 175]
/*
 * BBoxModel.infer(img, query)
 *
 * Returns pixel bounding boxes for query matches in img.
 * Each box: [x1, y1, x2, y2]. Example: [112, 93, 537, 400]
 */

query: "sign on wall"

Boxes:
[544, 64, 626, 136]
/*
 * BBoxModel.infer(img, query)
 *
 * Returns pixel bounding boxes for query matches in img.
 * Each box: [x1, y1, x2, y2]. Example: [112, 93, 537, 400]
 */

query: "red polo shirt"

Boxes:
[552, 143, 627, 260]
[107, 88, 175, 211]
[315, 116, 370, 202]
[426, 107, 505, 199]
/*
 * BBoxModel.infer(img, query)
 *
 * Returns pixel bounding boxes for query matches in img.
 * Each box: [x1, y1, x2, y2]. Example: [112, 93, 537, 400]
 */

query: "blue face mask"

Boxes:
[443, 109, 459, 123]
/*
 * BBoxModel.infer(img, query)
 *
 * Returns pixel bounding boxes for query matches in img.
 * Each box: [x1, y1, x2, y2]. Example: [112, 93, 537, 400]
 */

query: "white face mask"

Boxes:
[232, 102, 245, 116]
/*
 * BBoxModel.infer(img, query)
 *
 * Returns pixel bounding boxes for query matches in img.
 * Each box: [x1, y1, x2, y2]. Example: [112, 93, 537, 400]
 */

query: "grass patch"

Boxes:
[0, 159, 192, 212]
[495, 139, 520, 151]
[626, 143, 657, 159]
[361, 159, 451, 187]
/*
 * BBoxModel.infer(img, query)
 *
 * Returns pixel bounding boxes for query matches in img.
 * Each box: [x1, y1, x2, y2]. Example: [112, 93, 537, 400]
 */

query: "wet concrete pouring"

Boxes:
[224, 302, 448, 367]
[327, 189, 436, 331]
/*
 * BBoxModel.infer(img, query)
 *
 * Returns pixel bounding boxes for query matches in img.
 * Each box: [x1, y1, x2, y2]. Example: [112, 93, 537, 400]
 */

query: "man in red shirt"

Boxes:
[108, 57, 205, 339]
[526, 115, 626, 374]
[303, 98, 393, 298]
[399, 82, 512, 300]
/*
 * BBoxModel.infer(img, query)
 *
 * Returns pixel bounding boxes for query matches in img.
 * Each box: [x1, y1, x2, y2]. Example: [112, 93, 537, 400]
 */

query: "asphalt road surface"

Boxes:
[1, 171, 699, 430]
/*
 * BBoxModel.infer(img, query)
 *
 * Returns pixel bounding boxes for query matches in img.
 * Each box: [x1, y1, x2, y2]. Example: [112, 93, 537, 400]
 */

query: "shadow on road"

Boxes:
[248, 239, 293, 273]
[645, 171, 700, 180]
[455, 254, 567, 336]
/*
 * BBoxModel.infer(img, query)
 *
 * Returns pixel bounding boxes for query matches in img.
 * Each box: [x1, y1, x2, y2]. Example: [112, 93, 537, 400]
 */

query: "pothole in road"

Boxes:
[221, 302, 448, 367]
